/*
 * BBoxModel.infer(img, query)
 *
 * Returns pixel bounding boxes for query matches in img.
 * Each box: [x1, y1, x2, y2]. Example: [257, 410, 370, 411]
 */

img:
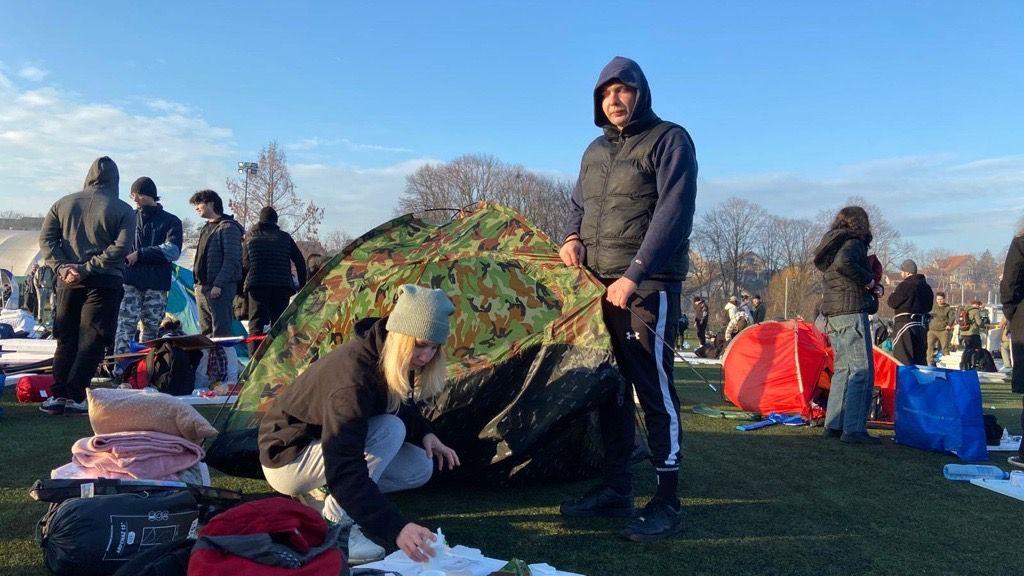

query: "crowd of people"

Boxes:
[35, 157, 310, 415]
[19, 55, 1024, 565]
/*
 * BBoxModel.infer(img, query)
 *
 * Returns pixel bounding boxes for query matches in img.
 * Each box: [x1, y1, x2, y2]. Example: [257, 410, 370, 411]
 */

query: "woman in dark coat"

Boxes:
[1001, 224, 1024, 468]
[813, 206, 882, 444]
[259, 284, 460, 563]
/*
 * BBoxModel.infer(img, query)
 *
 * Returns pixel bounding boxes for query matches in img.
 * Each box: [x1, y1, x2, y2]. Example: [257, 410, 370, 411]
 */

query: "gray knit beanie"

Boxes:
[385, 284, 455, 344]
[900, 259, 918, 275]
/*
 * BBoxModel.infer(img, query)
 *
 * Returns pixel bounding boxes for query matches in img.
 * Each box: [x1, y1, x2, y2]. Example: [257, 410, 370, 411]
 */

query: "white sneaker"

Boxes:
[347, 524, 385, 565]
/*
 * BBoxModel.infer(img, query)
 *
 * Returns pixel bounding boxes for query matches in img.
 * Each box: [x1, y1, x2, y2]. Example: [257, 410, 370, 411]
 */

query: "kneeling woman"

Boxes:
[259, 284, 460, 564]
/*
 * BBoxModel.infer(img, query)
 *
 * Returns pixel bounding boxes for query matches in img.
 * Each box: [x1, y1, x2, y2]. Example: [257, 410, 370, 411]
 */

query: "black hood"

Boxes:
[593, 56, 658, 135]
[813, 228, 872, 271]
[82, 156, 119, 198]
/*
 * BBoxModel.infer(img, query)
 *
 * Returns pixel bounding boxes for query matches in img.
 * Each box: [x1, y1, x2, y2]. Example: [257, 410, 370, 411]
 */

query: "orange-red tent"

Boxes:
[722, 320, 901, 420]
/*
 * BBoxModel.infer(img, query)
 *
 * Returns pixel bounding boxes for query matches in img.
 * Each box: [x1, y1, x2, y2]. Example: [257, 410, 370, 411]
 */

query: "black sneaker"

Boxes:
[840, 432, 883, 445]
[621, 498, 683, 542]
[822, 428, 843, 439]
[560, 485, 635, 518]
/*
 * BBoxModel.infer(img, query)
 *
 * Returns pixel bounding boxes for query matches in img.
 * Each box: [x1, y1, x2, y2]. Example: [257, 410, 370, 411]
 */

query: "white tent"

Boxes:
[0, 230, 43, 278]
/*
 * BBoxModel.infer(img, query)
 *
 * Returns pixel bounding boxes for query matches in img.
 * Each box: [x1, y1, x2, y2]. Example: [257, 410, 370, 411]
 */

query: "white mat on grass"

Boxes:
[970, 478, 1024, 502]
[362, 546, 584, 576]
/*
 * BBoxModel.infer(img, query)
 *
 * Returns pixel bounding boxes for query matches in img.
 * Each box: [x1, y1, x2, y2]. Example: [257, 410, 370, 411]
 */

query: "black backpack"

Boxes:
[145, 342, 202, 396]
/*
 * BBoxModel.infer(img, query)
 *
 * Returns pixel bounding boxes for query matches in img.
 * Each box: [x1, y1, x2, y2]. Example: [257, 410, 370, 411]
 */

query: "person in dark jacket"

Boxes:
[189, 190, 243, 338]
[886, 259, 934, 366]
[1000, 226, 1024, 469]
[113, 177, 183, 366]
[38, 156, 133, 415]
[813, 206, 881, 445]
[751, 294, 766, 324]
[259, 285, 459, 564]
[927, 291, 956, 365]
[693, 296, 708, 346]
[242, 206, 307, 351]
[557, 56, 696, 542]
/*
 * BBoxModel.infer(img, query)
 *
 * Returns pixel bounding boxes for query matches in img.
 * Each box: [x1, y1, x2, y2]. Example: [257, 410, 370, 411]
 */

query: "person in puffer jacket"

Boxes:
[813, 205, 882, 445]
[242, 206, 307, 353]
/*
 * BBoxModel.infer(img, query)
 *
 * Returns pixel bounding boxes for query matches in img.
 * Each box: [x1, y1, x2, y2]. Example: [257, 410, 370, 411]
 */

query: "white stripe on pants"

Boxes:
[262, 414, 433, 524]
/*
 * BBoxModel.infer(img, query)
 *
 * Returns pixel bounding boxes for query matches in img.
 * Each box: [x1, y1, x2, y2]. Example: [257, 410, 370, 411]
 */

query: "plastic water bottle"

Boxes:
[943, 463, 1009, 481]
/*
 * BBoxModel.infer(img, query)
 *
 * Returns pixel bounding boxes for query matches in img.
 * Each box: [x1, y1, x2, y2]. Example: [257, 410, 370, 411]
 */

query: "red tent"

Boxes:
[722, 320, 901, 421]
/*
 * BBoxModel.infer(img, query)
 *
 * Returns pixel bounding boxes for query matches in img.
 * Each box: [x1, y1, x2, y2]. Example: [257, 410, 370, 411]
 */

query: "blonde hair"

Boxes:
[379, 331, 448, 412]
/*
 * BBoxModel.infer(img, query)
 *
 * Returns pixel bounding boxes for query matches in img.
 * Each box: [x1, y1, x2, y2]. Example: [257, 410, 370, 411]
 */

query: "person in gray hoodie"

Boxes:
[38, 156, 133, 415]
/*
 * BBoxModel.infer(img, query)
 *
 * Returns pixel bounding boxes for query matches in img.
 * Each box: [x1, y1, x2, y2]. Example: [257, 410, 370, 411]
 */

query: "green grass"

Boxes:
[1, 365, 1021, 576]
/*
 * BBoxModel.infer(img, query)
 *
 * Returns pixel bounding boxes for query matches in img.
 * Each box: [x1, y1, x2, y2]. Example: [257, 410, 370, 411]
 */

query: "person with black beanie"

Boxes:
[887, 259, 934, 366]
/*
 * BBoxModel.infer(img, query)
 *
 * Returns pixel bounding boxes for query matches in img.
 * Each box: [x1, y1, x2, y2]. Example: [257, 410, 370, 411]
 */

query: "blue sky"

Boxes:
[1, 1, 1021, 254]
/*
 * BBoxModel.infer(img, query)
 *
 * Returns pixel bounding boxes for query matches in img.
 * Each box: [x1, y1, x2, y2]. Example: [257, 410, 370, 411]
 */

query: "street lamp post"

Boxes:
[237, 161, 258, 226]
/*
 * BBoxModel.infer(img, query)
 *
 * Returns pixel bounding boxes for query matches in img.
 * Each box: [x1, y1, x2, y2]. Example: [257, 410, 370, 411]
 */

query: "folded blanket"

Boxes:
[71, 431, 205, 480]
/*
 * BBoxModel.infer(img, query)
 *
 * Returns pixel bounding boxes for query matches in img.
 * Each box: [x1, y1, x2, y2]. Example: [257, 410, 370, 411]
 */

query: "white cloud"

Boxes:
[291, 159, 437, 237]
[0, 79, 234, 214]
[17, 65, 49, 82]
[146, 99, 191, 115]
[702, 154, 1024, 252]
[284, 136, 414, 155]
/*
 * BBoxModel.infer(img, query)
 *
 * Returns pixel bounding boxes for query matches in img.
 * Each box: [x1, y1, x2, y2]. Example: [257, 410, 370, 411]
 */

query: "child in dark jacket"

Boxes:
[259, 285, 459, 564]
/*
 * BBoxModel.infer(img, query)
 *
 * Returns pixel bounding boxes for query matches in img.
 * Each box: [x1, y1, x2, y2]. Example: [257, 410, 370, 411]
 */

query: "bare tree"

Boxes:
[397, 154, 572, 240]
[180, 218, 201, 251]
[226, 141, 324, 242]
[692, 197, 768, 298]
[321, 229, 354, 256]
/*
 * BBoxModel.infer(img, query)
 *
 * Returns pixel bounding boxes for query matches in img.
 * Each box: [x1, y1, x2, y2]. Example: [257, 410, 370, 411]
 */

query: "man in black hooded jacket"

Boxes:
[887, 259, 933, 365]
[39, 157, 133, 415]
[242, 206, 307, 353]
[558, 56, 696, 542]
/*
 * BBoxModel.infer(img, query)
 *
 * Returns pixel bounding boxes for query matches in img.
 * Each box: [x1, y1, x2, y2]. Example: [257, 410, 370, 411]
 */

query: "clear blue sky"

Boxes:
[1, 1, 1021, 253]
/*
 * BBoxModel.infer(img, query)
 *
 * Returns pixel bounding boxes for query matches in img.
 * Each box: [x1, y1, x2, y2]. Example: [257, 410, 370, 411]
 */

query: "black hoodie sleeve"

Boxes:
[623, 129, 698, 284]
[563, 177, 584, 241]
[887, 279, 912, 311]
[290, 236, 308, 288]
[321, 385, 410, 544]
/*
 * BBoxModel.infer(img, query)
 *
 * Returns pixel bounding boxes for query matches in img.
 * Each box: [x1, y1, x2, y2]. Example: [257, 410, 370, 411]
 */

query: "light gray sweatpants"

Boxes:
[262, 414, 433, 524]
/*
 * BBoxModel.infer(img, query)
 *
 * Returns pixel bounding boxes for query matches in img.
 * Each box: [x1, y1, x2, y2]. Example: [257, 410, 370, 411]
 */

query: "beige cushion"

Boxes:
[87, 388, 219, 444]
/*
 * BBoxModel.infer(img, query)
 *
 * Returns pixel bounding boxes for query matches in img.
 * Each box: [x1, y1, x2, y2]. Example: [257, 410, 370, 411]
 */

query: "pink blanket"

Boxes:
[69, 431, 205, 480]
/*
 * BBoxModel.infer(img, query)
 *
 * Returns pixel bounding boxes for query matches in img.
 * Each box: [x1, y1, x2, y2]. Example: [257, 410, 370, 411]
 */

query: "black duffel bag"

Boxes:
[37, 490, 200, 576]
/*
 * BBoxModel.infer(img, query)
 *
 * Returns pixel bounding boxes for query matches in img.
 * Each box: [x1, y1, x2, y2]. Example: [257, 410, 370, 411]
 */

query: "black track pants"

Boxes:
[598, 288, 683, 491]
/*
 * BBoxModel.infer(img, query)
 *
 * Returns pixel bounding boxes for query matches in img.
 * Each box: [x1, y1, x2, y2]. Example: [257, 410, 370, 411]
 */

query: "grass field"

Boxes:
[1, 364, 1021, 576]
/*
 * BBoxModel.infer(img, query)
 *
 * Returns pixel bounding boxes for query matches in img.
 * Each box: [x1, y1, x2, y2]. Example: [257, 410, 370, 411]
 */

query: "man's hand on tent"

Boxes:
[422, 433, 460, 470]
[606, 277, 637, 309]
[558, 237, 585, 267]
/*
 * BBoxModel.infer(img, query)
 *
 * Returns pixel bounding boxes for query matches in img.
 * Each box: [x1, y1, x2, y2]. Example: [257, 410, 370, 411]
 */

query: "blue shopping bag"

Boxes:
[894, 365, 987, 461]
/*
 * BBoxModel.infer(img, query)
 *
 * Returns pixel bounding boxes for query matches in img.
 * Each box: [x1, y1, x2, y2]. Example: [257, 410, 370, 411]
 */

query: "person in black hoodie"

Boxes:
[1001, 224, 1024, 469]
[113, 177, 183, 367]
[38, 157, 134, 415]
[259, 285, 460, 564]
[242, 206, 307, 352]
[558, 56, 696, 542]
[886, 259, 934, 366]
[813, 206, 882, 445]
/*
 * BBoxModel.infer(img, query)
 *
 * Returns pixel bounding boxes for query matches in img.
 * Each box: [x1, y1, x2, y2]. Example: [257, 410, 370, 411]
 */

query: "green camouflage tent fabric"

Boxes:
[212, 202, 623, 484]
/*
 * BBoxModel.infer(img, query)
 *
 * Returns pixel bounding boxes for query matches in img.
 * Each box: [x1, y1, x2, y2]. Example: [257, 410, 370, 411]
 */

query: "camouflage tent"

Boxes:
[211, 202, 623, 484]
